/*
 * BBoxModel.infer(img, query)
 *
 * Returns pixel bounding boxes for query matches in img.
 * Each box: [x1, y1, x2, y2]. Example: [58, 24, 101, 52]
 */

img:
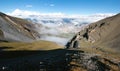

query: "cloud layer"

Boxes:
[7, 9, 65, 18]
[6, 9, 116, 45]
[7, 9, 115, 21]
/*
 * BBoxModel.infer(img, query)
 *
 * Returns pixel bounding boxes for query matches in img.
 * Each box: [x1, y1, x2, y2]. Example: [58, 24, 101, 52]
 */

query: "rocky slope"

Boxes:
[67, 13, 120, 50]
[66, 13, 120, 71]
[0, 12, 40, 42]
[84, 13, 120, 50]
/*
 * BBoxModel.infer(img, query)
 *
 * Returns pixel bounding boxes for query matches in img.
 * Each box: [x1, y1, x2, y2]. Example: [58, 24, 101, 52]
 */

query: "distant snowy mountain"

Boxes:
[7, 9, 115, 29]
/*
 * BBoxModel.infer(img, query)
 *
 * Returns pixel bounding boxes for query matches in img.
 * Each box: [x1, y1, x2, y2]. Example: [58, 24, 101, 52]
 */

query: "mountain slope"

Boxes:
[65, 13, 120, 71]
[83, 13, 120, 50]
[67, 13, 120, 50]
[0, 12, 40, 42]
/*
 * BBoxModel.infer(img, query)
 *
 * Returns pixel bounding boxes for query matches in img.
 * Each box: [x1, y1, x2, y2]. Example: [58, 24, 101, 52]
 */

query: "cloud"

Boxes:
[7, 9, 115, 23]
[6, 9, 116, 45]
[7, 9, 41, 18]
[50, 4, 55, 7]
[26, 5, 33, 8]
[7, 9, 65, 18]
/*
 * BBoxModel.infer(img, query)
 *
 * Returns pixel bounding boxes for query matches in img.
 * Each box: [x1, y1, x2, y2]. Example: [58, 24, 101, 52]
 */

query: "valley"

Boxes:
[0, 12, 120, 71]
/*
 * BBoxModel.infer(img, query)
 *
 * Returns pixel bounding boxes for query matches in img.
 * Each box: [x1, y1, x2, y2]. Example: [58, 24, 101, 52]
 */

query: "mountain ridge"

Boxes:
[84, 13, 120, 50]
[0, 12, 40, 42]
[66, 13, 120, 50]
[65, 13, 120, 71]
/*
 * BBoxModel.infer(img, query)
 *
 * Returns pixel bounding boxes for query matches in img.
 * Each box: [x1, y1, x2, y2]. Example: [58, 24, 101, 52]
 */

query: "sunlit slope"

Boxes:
[0, 40, 64, 51]
[76, 13, 120, 50]
[0, 12, 39, 42]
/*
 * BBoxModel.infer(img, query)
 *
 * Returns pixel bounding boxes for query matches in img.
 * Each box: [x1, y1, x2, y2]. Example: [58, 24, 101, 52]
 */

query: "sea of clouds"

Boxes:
[7, 9, 115, 45]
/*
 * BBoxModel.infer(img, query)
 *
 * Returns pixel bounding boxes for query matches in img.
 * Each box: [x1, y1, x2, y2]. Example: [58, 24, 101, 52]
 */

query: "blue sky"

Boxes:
[0, 0, 120, 15]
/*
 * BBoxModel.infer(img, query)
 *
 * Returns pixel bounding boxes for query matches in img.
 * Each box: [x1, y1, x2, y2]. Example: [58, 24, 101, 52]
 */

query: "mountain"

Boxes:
[67, 13, 120, 50]
[86, 13, 120, 50]
[65, 13, 120, 71]
[0, 12, 40, 42]
[0, 12, 120, 71]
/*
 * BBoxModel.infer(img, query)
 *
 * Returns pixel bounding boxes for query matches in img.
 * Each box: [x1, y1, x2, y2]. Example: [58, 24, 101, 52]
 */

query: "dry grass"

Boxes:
[79, 38, 120, 61]
[0, 40, 64, 51]
[79, 46, 120, 61]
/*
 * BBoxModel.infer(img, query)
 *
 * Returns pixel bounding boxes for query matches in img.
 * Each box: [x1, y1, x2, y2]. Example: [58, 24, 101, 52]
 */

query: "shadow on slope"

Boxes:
[0, 47, 118, 71]
[0, 48, 84, 71]
[0, 47, 13, 51]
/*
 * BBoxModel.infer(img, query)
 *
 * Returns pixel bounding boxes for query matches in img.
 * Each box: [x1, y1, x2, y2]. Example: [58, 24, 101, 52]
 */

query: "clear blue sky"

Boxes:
[0, 0, 120, 14]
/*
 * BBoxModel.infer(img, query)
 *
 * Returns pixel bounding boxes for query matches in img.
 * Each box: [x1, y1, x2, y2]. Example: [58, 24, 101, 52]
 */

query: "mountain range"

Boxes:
[0, 11, 120, 71]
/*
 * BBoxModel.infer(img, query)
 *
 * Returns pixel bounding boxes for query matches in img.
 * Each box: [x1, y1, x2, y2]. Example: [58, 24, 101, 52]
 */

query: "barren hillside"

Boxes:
[66, 13, 120, 71]
[68, 13, 120, 50]
[0, 12, 40, 42]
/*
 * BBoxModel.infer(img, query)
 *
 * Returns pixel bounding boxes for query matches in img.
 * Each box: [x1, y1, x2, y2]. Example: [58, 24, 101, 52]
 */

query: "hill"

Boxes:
[84, 13, 120, 50]
[65, 13, 120, 71]
[67, 13, 120, 50]
[0, 12, 40, 42]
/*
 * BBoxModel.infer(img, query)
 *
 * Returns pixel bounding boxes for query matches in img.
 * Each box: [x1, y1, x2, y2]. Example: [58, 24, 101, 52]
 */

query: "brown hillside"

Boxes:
[0, 12, 40, 42]
[83, 13, 120, 50]
[67, 13, 120, 50]
[66, 13, 120, 71]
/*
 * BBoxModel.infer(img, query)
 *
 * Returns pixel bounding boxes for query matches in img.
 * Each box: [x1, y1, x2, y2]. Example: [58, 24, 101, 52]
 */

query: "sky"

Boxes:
[0, 0, 120, 15]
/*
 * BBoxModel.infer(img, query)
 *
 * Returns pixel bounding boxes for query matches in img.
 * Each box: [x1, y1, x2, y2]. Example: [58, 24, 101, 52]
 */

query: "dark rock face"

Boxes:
[65, 42, 71, 49]
[73, 40, 79, 48]
[83, 32, 89, 40]
[65, 34, 80, 49]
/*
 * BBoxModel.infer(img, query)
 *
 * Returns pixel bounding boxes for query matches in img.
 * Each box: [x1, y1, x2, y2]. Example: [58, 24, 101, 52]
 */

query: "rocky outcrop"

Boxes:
[66, 34, 81, 49]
